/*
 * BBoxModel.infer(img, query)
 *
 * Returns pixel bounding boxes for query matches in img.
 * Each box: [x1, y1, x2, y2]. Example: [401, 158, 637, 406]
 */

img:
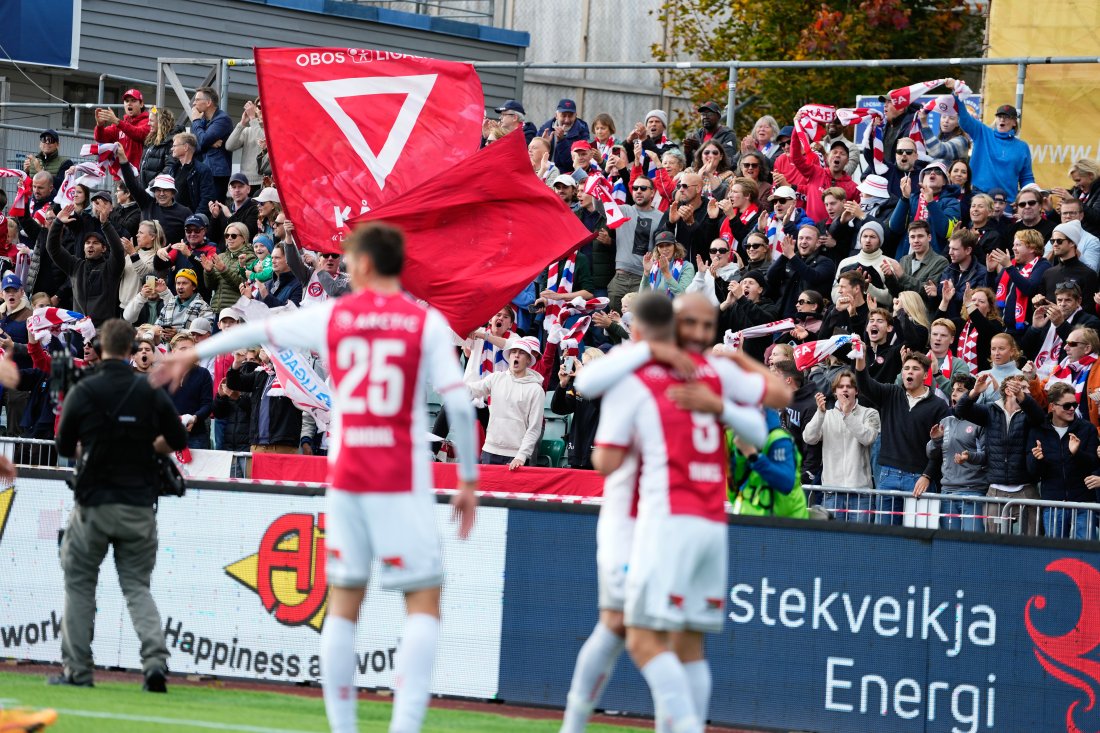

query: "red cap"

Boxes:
[123, 88, 144, 102]
[570, 140, 593, 153]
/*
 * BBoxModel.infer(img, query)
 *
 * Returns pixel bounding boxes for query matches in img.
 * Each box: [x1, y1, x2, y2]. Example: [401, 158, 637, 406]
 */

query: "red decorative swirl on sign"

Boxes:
[1025, 558, 1100, 733]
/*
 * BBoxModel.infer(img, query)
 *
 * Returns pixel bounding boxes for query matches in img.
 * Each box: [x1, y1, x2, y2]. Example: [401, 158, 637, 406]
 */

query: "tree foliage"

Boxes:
[651, 0, 984, 137]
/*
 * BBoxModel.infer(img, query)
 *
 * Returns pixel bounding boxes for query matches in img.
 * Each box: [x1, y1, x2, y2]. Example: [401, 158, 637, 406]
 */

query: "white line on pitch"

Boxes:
[54, 708, 324, 733]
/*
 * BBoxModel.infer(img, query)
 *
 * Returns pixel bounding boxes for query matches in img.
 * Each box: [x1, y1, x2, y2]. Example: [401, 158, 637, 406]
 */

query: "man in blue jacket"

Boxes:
[537, 99, 590, 174]
[946, 78, 1034, 198]
[190, 86, 234, 200]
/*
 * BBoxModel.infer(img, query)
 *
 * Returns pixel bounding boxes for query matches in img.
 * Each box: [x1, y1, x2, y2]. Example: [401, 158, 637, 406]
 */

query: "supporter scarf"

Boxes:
[717, 204, 759, 245]
[908, 116, 928, 159]
[914, 190, 934, 222]
[925, 350, 953, 386]
[1048, 353, 1099, 407]
[994, 258, 1037, 330]
[648, 259, 684, 298]
[883, 79, 945, 108]
[764, 212, 782, 259]
[1034, 324, 1063, 379]
[956, 320, 980, 375]
[27, 307, 95, 344]
[794, 334, 861, 371]
[0, 169, 31, 217]
[723, 318, 796, 350]
[546, 297, 608, 352]
[610, 178, 628, 205]
[80, 143, 122, 179]
[478, 329, 517, 376]
[795, 105, 835, 143]
[856, 117, 888, 176]
[267, 347, 333, 432]
[595, 136, 616, 158]
[582, 173, 630, 229]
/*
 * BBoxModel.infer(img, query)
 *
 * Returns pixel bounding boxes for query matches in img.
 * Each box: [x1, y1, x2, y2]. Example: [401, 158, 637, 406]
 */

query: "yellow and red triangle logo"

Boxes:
[225, 512, 328, 632]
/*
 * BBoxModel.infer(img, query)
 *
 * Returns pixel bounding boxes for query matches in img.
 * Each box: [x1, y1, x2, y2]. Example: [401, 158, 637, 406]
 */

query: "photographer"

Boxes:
[51, 319, 187, 691]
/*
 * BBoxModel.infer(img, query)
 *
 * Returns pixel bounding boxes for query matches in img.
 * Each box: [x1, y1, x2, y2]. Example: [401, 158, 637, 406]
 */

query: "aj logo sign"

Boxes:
[1026, 558, 1100, 733]
[303, 74, 437, 191]
[226, 512, 328, 632]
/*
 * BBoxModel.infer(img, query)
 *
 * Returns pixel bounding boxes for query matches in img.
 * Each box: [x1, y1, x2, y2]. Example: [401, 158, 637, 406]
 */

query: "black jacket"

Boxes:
[46, 219, 125, 326]
[139, 123, 186, 188]
[213, 391, 252, 452]
[167, 158, 217, 217]
[56, 359, 187, 507]
[210, 198, 259, 246]
[954, 392, 1045, 485]
[122, 162, 193, 244]
[550, 387, 600, 470]
[226, 363, 303, 448]
[856, 367, 950, 475]
[1042, 257, 1098, 309]
[766, 251, 836, 319]
[108, 202, 142, 239]
[1026, 416, 1100, 502]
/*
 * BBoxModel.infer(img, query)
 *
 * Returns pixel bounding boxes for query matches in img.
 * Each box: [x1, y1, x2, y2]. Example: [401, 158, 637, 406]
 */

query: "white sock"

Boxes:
[560, 623, 626, 733]
[640, 652, 702, 733]
[320, 616, 358, 733]
[389, 613, 440, 733]
[683, 660, 712, 725]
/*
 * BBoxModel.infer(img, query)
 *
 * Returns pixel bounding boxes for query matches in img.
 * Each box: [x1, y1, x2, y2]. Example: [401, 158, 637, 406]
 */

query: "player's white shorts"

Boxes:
[596, 511, 635, 611]
[624, 515, 727, 634]
[324, 488, 443, 592]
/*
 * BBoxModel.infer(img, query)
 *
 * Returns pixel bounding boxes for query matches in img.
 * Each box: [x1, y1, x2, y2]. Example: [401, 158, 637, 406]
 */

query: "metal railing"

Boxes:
[807, 485, 1100, 541]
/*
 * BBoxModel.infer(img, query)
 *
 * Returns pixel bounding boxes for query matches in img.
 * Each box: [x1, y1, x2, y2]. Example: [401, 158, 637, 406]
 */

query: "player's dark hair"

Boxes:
[343, 222, 405, 276]
[99, 319, 136, 358]
[632, 292, 675, 341]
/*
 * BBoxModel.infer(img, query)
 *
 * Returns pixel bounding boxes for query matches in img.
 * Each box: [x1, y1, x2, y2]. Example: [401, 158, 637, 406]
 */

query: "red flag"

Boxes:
[254, 47, 484, 253]
[352, 130, 595, 336]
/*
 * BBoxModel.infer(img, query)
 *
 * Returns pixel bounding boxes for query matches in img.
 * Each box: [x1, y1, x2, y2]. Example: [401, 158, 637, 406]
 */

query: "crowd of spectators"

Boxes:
[5, 77, 1100, 540]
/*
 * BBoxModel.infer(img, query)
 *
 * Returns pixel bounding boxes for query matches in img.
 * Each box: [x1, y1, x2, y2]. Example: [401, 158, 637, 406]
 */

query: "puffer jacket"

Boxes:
[1026, 416, 1100, 502]
[953, 392, 1045, 485]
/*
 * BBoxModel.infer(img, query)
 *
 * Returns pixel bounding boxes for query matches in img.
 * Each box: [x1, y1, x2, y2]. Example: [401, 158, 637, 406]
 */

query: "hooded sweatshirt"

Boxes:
[467, 367, 546, 462]
[954, 95, 1034, 198]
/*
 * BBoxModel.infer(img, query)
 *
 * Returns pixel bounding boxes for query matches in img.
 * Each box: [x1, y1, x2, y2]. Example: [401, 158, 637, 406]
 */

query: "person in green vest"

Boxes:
[729, 408, 809, 518]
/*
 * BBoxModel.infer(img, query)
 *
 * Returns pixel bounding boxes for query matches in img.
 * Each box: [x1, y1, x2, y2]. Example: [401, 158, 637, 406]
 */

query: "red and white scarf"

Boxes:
[0, 169, 31, 217]
[907, 116, 927, 159]
[1048, 353, 1099, 406]
[80, 143, 123, 179]
[994, 258, 1037, 330]
[723, 318, 796, 350]
[914, 190, 934, 222]
[848, 111, 887, 175]
[925, 351, 954, 386]
[956, 320, 980, 375]
[582, 173, 630, 229]
[545, 296, 609, 357]
[1035, 324, 1064, 379]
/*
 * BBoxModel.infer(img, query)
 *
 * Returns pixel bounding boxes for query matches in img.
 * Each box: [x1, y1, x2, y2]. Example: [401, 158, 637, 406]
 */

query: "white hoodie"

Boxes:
[467, 368, 545, 461]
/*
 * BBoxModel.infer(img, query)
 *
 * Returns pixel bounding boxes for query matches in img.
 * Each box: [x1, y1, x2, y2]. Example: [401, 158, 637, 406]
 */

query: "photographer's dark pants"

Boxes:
[60, 503, 168, 684]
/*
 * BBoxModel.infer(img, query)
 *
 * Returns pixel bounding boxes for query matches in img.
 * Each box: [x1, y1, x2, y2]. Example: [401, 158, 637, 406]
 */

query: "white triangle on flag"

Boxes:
[303, 74, 438, 191]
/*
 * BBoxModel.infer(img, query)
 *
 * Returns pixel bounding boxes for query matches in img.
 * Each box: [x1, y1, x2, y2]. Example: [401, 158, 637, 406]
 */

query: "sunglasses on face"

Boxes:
[1017, 200, 1039, 207]
[796, 299, 814, 305]
[1051, 237, 1072, 245]
[746, 242, 767, 250]
[632, 186, 651, 192]
[702, 150, 721, 156]
[320, 253, 341, 259]
[1056, 401, 1078, 409]
[709, 247, 729, 255]
[677, 183, 696, 190]
[225, 233, 241, 239]
[896, 150, 917, 156]
[184, 227, 203, 233]
[741, 163, 759, 169]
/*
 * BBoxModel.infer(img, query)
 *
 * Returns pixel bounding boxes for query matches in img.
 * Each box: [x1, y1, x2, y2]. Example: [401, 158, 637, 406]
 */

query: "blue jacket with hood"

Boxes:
[954, 94, 1034, 198]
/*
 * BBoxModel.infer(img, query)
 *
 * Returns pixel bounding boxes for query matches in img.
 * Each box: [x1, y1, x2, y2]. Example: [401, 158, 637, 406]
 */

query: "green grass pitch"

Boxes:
[0, 670, 652, 732]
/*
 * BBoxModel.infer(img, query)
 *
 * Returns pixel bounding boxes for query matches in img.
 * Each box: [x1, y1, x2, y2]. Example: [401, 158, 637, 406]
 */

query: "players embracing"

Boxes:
[562, 292, 792, 733]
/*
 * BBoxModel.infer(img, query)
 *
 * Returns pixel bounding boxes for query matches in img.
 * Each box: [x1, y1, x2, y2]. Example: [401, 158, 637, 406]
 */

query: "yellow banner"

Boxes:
[984, 0, 1100, 187]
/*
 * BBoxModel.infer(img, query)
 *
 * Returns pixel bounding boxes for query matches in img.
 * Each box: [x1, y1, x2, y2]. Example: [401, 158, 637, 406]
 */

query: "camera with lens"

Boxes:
[49, 344, 94, 405]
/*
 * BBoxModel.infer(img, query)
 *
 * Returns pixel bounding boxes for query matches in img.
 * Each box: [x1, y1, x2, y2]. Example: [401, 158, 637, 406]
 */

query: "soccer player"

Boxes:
[565, 293, 790, 731]
[158, 223, 479, 733]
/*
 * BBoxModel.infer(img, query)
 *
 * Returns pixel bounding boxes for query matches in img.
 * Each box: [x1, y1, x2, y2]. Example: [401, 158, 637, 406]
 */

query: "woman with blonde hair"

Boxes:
[139, 107, 182, 187]
[1052, 158, 1100, 238]
[936, 283, 1005, 374]
[202, 221, 256, 313]
[892, 290, 932, 350]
